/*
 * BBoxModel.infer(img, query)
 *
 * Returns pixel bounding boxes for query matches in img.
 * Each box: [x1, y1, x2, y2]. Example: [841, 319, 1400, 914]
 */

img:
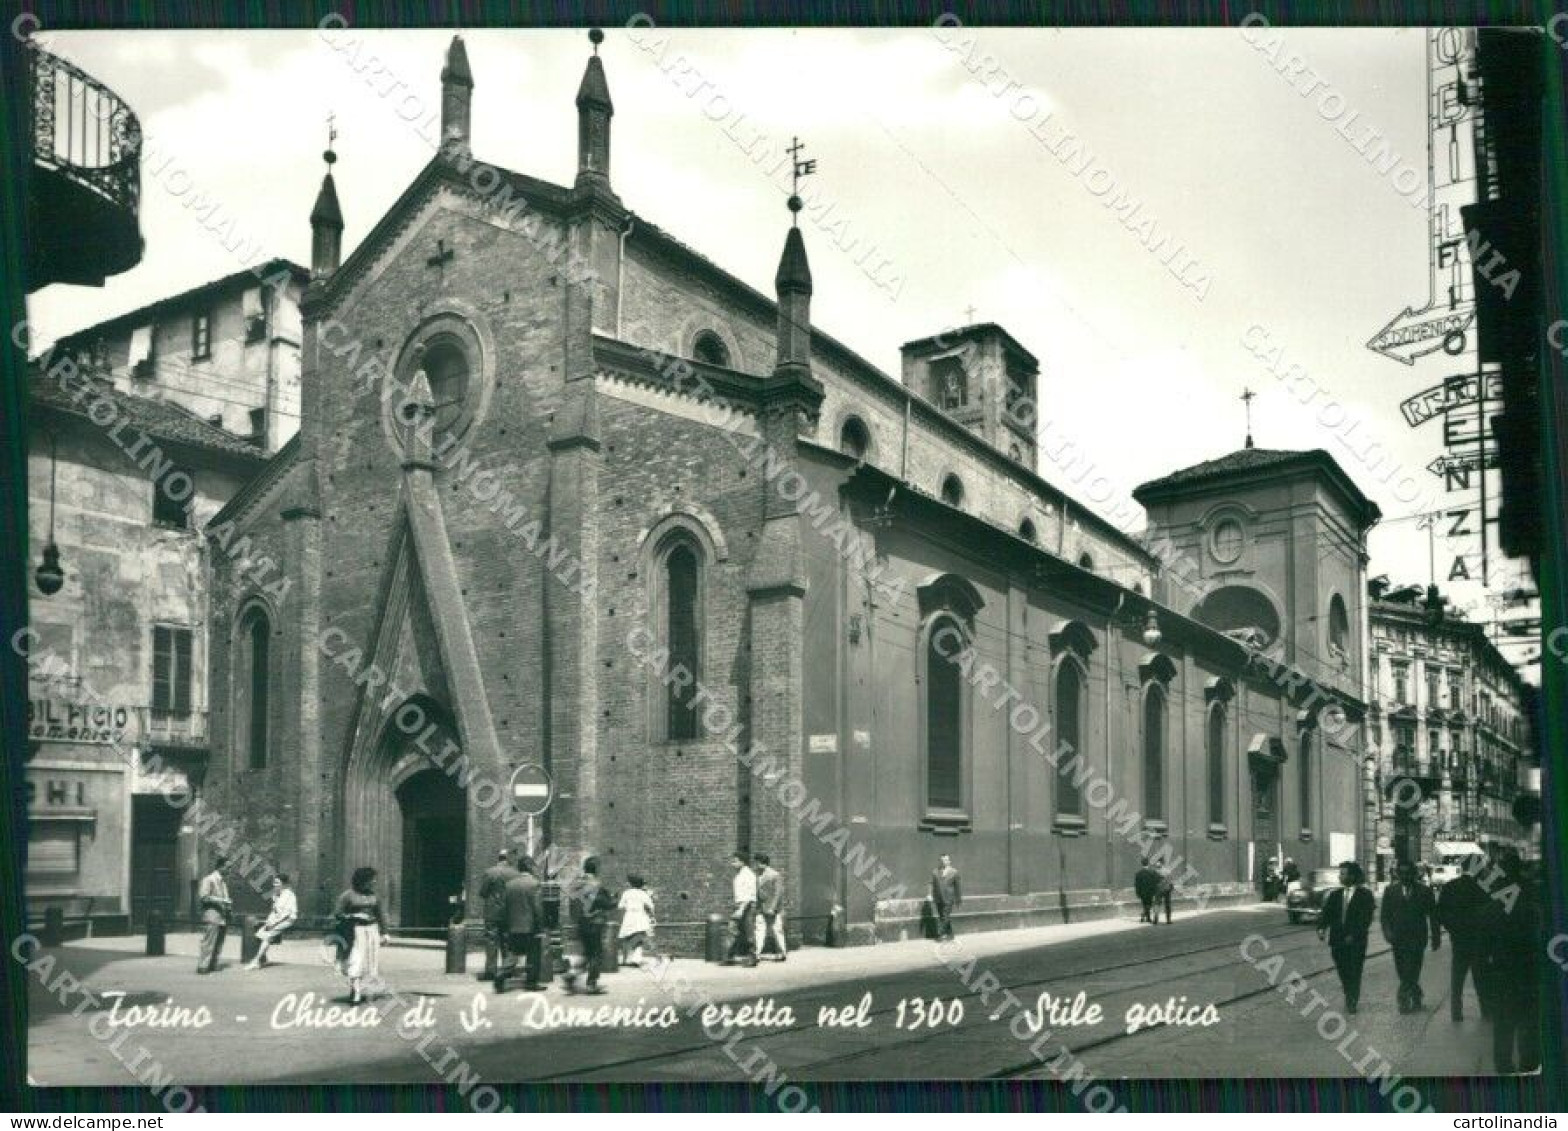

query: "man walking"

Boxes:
[497, 855, 545, 993]
[725, 851, 758, 966]
[930, 854, 962, 941]
[1134, 857, 1162, 925]
[562, 856, 613, 994]
[196, 855, 232, 974]
[1437, 854, 1491, 1021]
[1481, 850, 1541, 1074]
[1317, 860, 1375, 1014]
[1380, 860, 1442, 1013]
[478, 849, 520, 980]
[753, 852, 786, 961]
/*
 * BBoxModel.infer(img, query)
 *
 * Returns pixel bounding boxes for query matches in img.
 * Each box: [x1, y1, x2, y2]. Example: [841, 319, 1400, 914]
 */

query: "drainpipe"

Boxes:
[615, 212, 635, 339]
[1106, 592, 1124, 899]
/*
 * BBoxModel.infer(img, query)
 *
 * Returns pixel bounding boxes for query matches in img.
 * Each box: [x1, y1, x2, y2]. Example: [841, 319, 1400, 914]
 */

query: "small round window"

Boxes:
[1210, 518, 1245, 564]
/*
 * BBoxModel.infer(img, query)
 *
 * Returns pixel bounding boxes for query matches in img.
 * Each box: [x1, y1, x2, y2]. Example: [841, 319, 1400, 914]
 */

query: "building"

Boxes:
[1366, 580, 1537, 876]
[23, 262, 307, 931]
[200, 34, 1383, 947]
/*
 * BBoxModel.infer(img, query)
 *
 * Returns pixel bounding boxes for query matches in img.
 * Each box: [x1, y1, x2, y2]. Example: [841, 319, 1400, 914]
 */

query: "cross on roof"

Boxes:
[964, 304, 978, 323]
[1241, 386, 1256, 449]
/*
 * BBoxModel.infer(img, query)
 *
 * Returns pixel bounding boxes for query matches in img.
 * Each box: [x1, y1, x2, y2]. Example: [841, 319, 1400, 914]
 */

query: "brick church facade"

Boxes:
[203, 34, 1381, 946]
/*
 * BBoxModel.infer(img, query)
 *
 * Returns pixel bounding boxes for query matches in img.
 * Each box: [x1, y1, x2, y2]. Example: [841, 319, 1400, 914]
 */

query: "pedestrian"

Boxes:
[1262, 858, 1280, 902]
[333, 865, 388, 1005]
[753, 853, 787, 962]
[617, 874, 656, 968]
[195, 855, 232, 974]
[478, 849, 520, 979]
[497, 855, 545, 993]
[1380, 859, 1441, 1014]
[930, 853, 962, 941]
[1282, 857, 1301, 890]
[246, 874, 298, 970]
[1133, 857, 1162, 925]
[1480, 850, 1541, 1074]
[1317, 860, 1375, 1014]
[1156, 870, 1174, 925]
[725, 851, 759, 965]
[1436, 854, 1492, 1021]
[562, 856, 613, 994]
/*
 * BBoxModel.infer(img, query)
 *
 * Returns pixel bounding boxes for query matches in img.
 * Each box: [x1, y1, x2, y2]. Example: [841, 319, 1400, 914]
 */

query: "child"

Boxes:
[617, 874, 656, 967]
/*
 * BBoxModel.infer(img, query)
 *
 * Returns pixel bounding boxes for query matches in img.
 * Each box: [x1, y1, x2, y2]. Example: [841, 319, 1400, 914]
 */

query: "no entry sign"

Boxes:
[509, 763, 552, 816]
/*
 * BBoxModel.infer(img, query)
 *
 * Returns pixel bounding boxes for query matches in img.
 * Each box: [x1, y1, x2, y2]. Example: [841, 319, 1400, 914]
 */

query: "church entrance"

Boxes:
[396, 768, 466, 930]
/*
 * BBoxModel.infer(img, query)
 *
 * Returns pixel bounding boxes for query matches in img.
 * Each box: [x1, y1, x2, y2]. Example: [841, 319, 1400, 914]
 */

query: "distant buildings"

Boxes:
[24, 261, 306, 931]
[1366, 581, 1537, 876]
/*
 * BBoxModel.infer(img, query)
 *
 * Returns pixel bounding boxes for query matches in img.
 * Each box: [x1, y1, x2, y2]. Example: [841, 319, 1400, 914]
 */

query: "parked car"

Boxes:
[1285, 867, 1341, 924]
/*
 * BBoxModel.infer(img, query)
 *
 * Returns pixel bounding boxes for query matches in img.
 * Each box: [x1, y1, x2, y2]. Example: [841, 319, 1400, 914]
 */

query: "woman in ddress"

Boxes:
[616, 873, 656, 967]
[333, 866, 388, 1005]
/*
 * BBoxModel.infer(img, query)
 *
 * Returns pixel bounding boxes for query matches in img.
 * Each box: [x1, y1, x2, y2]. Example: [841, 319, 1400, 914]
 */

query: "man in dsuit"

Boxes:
[1133, 858, 1162, 924]
[1437, 855, 1492, 1021]
[1481, 850, 1541, 1074]
[496, 856, 545, 993]
[196, 855, 232, 974]
[1318, 860, 1376, 1013]
[753, 852, 786, 961]
[1381, 860, 1442, 1013]
[930, 854, 962, 941]
[478, 849, 520, 979]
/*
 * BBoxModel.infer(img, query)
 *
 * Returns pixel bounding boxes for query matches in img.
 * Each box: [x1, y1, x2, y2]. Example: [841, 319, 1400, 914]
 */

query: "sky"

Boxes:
[26, 24, 1538, 672]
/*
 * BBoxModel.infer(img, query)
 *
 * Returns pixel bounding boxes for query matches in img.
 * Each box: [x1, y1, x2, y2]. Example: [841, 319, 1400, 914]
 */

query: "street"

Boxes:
[25, 904, 1495, 1087]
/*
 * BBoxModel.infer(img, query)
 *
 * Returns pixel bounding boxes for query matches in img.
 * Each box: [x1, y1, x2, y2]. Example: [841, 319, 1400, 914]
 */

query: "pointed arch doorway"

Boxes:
[343, 695, 467, 928]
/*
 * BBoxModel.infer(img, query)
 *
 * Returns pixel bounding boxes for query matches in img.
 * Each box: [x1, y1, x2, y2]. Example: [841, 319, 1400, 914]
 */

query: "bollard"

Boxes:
[704, 913, 727, 962]
[601, 921, 618, 974]
[41, 907, 64, 947]
[445, 922, 467, 974]
[827, 905, 846, 948]
[145, 909, 166, 956]
[240, 915, 261, 964]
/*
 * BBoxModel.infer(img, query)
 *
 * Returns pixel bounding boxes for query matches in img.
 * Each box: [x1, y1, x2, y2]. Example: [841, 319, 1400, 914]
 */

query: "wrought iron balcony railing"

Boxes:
[27, 38, 143, 288]
[31, 41, 141, 211]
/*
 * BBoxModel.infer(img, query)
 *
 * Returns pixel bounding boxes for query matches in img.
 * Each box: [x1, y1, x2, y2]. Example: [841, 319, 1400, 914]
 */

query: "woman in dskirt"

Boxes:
[333, 866, 388, 1005]
[617, 874, 656, 967]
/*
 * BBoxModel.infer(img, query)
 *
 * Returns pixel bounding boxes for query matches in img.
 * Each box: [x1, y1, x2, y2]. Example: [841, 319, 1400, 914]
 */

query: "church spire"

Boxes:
[309, 117, 343, 279]
[441, 34, 474, 157]
[774, 141, 815, 375]
[575, 28, 614, 191]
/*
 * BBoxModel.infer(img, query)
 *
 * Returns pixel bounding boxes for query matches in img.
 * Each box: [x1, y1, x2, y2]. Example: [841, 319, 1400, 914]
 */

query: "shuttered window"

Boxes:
[152, 626, 193, 716]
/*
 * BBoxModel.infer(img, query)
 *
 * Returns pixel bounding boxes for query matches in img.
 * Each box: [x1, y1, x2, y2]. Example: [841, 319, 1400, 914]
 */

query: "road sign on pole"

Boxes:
[510, 764, 552, 861]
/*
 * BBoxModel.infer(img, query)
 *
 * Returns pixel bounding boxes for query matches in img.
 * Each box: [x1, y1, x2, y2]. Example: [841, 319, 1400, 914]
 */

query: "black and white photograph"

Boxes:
[4, 12, 1561, 1114]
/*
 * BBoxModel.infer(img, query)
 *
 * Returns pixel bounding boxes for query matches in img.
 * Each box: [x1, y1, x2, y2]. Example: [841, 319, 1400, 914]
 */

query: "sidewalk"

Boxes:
[48, 901, 1270, 998]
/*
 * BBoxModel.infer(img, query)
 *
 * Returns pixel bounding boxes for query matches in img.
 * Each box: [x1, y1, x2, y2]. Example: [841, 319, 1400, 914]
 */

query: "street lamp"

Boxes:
[34, 433, 64, 596]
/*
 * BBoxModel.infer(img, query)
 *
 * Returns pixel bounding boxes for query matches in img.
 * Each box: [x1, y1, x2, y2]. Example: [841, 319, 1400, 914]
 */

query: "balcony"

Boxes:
[26, 38, 143, 290]
[138, 707, 208, 750]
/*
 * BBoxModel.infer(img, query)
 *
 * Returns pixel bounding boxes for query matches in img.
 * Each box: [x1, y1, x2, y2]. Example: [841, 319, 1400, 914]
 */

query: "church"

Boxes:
[203, 32, 1381, 948]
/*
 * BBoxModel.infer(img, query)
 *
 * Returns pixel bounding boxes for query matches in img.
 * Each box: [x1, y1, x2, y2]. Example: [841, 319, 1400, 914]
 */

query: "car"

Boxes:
[1285, 867, 1342, 924]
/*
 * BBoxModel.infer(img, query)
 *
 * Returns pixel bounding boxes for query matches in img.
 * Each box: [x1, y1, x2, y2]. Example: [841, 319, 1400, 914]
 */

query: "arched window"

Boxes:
[1207, 703, 1226, 828]
[1018, 517, 1038, 543]
[923, 616, 967, 814]
[1142, 683, 1166, 821]
[839, 416, 870, 460]
[664, 541, 702, 741]
[1054, 659, 1086, 817]
[417, 335, 470, 437]
[1328, 594, 1350, 661]
[1298, 728, 1313, 833]
[693, 330, 730, 368]
[236, 605, 271, 770]
[1078, 551, 1095, 572]
[941, 474, 965, 509]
